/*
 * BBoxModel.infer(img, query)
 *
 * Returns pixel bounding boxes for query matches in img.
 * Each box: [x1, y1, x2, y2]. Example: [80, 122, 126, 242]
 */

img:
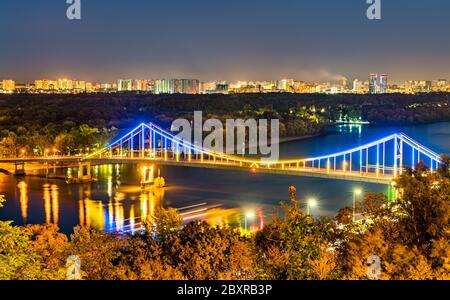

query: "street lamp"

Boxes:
[244, 211, 255, 232]
[307, 198, 317, 216]
[353, 188, 363, 222]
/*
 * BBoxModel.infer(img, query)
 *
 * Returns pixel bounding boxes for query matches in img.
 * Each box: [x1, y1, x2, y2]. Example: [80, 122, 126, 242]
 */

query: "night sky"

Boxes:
[1, 0, 449, 83]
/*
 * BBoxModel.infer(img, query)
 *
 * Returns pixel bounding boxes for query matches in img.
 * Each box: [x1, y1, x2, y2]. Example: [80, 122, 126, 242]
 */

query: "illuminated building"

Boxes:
[2, 75, 449, 95]
[132, 79, 149, 91]
[276, 79, 294, 92]
[35, 80, 58, 91]
[352, 79, 362, 93]
[73, 80, 86, 91]
[200, 81, 228, 93]
[57, 78, 74, 90]
[2, 80, 16, 92]
[118, 79, 133, 91]
[85, 82, 94, 92]
[154, 79, 174, 94]
[180, 79, 199, 94]
[432, 79, 449, 92]
[379, 74, 388, 94]
[369, 74, 378, 94]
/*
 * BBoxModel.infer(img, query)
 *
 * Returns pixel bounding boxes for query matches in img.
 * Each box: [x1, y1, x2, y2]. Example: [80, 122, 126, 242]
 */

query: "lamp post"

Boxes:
[353, 188, 363, 222]
[245, 211, 255, 232]
[307, 198, 317, 216]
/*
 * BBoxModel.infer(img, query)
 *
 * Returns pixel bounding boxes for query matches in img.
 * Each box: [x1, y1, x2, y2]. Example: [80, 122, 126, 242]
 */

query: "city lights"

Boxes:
[2, 75, 450, 95]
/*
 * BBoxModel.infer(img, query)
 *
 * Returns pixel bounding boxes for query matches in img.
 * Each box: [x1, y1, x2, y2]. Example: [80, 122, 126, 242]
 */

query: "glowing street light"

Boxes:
[307, 198, 317, 216]
[244, 211, 255, 232]
[353, 188, 363, 222]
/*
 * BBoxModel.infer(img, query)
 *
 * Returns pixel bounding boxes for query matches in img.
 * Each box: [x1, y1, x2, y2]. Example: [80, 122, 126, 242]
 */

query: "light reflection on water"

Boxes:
[5, 167, 256, 235]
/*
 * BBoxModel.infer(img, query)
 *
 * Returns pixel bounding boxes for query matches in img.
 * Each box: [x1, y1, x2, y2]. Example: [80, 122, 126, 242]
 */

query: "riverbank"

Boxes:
[277, 132, 327, 144]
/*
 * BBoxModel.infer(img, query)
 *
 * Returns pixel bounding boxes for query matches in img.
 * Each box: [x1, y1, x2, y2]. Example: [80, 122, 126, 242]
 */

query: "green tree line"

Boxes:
[1, 93, 449, 157]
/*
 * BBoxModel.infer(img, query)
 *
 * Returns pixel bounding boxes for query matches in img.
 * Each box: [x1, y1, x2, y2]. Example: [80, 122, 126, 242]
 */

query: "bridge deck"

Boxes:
[0, 157, 393, 184]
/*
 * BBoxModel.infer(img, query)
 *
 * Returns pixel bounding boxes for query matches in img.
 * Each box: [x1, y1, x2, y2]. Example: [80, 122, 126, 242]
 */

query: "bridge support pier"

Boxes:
[140, 165, 154, 190]
[73, 162, 92, 183]
[14, 162, 26, 176]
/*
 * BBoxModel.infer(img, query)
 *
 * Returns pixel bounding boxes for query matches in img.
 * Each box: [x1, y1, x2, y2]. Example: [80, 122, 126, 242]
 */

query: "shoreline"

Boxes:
[277, 132, 327, 145]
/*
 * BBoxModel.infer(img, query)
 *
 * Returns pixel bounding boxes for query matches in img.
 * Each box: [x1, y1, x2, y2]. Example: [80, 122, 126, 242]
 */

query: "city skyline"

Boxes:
[2, 74, 449, 95]
[1, 0, 450, 82]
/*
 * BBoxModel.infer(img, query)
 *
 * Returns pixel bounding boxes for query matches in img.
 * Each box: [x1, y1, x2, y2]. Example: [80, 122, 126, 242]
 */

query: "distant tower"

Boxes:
[353, 79, 362, 93]
[369, 74, 378, 94]
[379, 74, 388, 94]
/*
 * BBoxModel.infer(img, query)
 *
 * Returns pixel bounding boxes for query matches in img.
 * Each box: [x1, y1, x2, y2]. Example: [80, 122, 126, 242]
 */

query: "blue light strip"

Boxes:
[87, 123, 444, 168]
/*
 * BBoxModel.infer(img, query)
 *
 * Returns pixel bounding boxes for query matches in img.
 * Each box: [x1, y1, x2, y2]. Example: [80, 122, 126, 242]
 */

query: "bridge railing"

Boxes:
[81, 122, 444, 180]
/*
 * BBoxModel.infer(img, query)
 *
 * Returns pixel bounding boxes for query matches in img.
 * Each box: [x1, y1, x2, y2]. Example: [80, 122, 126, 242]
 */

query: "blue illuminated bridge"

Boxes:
[0, 122, 444, 184]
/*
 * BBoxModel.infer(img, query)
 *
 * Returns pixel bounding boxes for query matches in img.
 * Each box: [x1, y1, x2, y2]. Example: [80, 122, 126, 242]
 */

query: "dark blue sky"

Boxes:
[1, 0, 449, 83]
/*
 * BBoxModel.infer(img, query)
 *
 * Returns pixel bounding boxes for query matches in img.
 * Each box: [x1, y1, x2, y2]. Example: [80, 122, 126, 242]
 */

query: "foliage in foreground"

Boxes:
[0, 165, 449, 280]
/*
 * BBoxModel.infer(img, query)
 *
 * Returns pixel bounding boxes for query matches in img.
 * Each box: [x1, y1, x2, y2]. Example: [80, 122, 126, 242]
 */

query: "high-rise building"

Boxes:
[118, 79, 133, 91]
[73, 80, 86, 91]
[379, 74, 388, 94]
[179, 79, 199, 94]
[154, 79, 174, 94]
[131, 79, 149, 91]
[200, 81, 226, 93]
[2, 80, 16, 92]
[352, 79, 362, 93]
[276, 79, 294, 92]
[57, 79, 74, 90]
[369, 74, 378, 94]
[35, 80, 58, 90]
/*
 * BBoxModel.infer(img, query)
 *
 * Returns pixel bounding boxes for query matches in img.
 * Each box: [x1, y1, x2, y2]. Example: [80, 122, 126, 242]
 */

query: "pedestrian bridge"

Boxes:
[0, 122, 444, 184]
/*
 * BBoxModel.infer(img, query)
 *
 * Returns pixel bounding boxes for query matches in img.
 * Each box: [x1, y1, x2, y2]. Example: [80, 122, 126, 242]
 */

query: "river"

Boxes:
[1, 122, 450, 234]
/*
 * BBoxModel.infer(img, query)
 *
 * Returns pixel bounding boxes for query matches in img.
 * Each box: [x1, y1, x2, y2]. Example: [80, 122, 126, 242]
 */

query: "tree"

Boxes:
[438, 154, 450, 178]
[255, 199, 337, 280]
[335, 206, 353, 225]
[54, 132, 76, 155]
[0, 135, 18, 157]
[395, 172, 450, 251]
[339, 228, 389, 280]
[0, 216, 43, 279]
[24, 224, 69, 279]
[68, 226, 126, 280]
[161, 221, 252, 280]
[144, 207, 182, 242]
[339, 168, 450, 280]
[116, 235, 185, 280]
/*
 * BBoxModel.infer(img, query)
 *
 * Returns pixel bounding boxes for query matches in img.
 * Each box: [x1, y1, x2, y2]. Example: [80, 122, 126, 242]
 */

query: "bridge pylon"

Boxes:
[71, 162, 93, 183]
[14, 161, 26, 176]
